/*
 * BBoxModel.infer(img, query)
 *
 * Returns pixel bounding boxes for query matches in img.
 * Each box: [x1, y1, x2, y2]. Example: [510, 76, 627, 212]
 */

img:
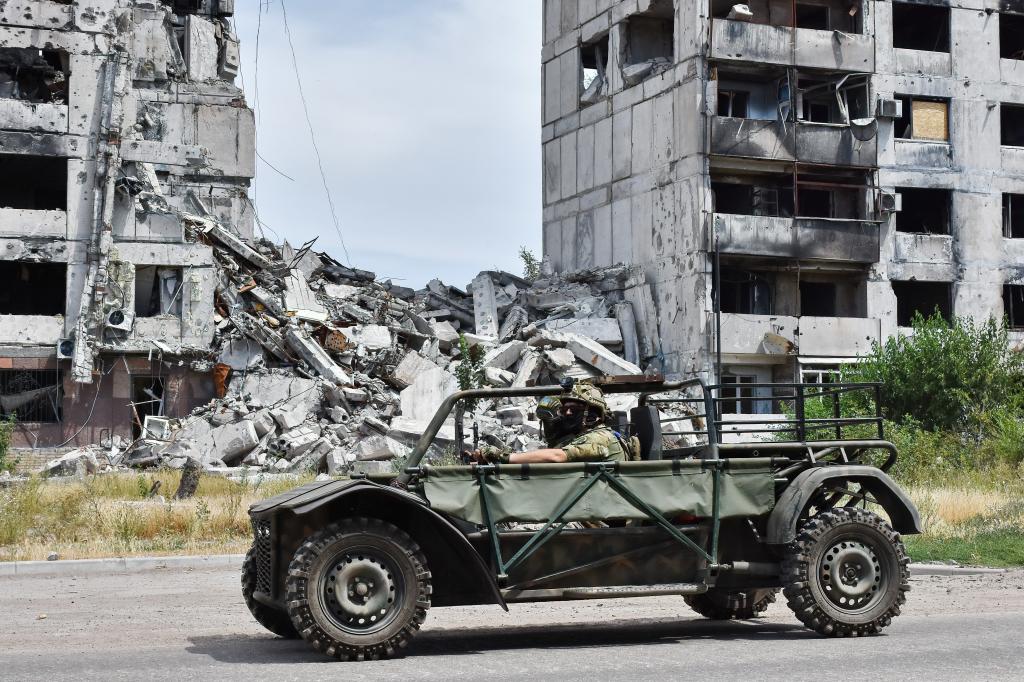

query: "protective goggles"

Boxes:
[536, 396, 586, 421]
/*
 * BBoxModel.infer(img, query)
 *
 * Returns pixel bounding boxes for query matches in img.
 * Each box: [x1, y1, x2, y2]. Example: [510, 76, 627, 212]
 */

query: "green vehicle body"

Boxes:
[246, 376, 921, 659]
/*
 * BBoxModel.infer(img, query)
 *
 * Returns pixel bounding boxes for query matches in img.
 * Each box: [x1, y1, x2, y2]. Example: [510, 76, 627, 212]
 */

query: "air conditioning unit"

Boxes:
[105, 309, 135, 333]
[876, 98, 903, 119]
[56, 338, 75, 360]
[878, 191, 902, 214]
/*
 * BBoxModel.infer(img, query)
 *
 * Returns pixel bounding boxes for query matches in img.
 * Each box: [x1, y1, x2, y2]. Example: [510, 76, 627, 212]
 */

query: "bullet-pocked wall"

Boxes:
[543, 0, 1024, 385]
[0, 0, 254, 448]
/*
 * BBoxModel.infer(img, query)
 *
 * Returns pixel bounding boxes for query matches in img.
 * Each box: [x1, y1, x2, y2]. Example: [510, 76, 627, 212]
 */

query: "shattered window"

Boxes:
[717, 90, 749, 118]
[134, 266, 184, 317]
[0, 154, 68, 210]
[892, 281, 952, 326]
[892, 3, 950, 53]
[132, 376, 166, 439]
[720, 269, 773, 315]
[1006, 285, 1024, 330]
[0, 48, 70, 104]
[580, 34, 609, 105]
[1001, 104, 1024, 147]
[0, 369, 62, 423]
[896, 187, 951, 234]
[1000, 13, 1024, 60]
[0, 262, 66, 315]
[800, 281, 837, 317]
[622, 1, 675, 86]
[720, 374, 757, 415]
[1003, 194, 1024, 239]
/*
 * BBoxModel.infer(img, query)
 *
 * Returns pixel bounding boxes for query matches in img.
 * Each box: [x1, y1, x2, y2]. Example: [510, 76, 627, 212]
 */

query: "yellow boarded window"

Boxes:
[912, 99, 949, 141]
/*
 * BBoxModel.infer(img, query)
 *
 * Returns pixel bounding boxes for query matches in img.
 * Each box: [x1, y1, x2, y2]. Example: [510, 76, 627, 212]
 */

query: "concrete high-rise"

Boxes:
[541, 0, 1024, 410]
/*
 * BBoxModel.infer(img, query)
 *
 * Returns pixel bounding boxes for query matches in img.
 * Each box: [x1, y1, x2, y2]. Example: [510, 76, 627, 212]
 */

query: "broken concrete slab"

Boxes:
[341, 325, 393, 351]
[566, 334, 642, 375]
[353, 435, 409, 461]
[211, 420, 259, 464]
[541, 318, 623, 346]
[271, 403, 307, 431]
[391, 351, 440, 390]
[284, 325, 353, 386]
[283, 269, 329, 323]
[482, 340, 527, 370]
[512, 350, 544, 387]
[614, 301, 640, 365]
[399, 366, 459, 422]
[472, 272, 500, 339]
[484, 366, 516, 387]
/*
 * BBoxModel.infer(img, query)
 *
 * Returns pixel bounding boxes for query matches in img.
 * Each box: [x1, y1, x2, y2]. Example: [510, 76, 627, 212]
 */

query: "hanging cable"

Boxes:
[279, 0, 353, 265]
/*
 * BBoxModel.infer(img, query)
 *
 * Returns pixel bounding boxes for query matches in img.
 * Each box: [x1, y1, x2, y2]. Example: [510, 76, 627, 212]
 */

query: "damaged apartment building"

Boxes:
[542, 0, 1024, 411]
[0, 1, 251, 452]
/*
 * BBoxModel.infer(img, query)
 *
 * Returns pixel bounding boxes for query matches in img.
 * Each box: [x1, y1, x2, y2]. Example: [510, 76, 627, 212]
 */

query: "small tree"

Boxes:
[0, 415, 17, 474]
[454, 334, 486, 412]
[518, 246, 541, 281]
[846, 313, 1024, 432]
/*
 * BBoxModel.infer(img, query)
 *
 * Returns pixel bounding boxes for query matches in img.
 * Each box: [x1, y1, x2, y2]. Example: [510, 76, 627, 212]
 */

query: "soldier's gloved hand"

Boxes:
[473, 445, 511, 464]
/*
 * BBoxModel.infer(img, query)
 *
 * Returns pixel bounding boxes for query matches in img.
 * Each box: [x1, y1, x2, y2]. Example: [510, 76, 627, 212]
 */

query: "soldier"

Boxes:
[470, 383, 639, 464]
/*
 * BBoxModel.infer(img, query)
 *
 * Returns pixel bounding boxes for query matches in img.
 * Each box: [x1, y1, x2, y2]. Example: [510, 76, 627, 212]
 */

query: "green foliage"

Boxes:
[519, 246, 541, 281]
[0, 415, 17, 474]
[845, 313, 1024, 432]
[455, 334, 486, 412]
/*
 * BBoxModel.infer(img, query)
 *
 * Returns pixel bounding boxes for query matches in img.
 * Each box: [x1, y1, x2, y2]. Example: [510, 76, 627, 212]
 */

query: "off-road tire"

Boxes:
[242, 546, 299, 638]
[782, 507, 910, 637]
[684, 588, 779, 620]
[285, 518, 431, 661]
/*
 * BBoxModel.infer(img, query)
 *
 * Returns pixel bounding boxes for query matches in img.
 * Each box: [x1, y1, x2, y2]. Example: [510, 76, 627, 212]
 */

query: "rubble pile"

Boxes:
[44, 226, 680, 480]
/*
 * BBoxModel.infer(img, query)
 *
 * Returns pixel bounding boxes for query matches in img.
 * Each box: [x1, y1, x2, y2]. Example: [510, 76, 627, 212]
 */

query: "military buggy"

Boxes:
[244, 376, 921, 660]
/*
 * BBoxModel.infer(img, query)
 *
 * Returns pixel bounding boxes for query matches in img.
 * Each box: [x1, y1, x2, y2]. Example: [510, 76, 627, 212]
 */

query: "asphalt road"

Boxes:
[2, 565, 1022, 681]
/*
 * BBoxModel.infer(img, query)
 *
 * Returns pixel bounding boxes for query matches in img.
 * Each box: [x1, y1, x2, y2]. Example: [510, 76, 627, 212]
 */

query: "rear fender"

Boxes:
[766, 466, 923, 545]
[273, 481, 506, 610]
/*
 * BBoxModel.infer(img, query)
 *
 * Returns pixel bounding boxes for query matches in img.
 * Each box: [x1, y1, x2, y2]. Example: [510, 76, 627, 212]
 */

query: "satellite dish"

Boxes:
[851, 117, 878, 141]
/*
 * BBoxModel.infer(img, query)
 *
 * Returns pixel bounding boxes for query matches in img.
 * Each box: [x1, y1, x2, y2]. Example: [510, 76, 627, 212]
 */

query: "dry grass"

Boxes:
[0, 471, 314, 562]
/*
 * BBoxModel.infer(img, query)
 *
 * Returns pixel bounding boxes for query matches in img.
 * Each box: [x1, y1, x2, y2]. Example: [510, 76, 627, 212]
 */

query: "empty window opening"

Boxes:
[893, 95, 949, 141]
[131, 376, 165, 439]
[720, 374, 757, 415]
[717, 90, 749, 118]
[0, 155, 68, 211]
[712, 180, 794, 217]
[1001, 13, 1024, 60]
[134, 266, 184, 317]
[1006, 285, 1024, 330]
[798, 188, 833, 218]
[895, 188, 951, 234]
[580, 34, 610, 105]
[622, 1, 675, 84]
[892, 281, 952, 326]
[1002, 104, 1024, 147]
[0, 48, 70, 104]
[1003, 193, 1024, 238]
[796, 4, 830, 30]
[0, 262, 66, 315]
[800, 281, 838, 316]
[0, 369, 62, 423]
[719, 269, 773, 315]
[892, 3, 950, 52]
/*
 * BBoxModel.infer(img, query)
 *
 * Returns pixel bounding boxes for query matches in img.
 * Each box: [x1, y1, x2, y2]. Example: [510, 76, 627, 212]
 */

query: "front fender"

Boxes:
[766, 466, 923, 545]
[264, 479, 506, 610]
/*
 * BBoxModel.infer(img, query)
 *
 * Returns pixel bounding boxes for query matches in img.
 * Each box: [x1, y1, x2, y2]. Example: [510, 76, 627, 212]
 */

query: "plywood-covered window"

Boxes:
[894, 95, 949, 141]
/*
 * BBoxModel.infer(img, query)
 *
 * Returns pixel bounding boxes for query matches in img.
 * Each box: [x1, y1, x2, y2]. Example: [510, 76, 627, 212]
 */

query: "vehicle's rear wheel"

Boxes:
[242, 546, 299, 638]
[285, 518, 431, 661]
[684, 588, 779, 620]
[782, 507, 910, 637]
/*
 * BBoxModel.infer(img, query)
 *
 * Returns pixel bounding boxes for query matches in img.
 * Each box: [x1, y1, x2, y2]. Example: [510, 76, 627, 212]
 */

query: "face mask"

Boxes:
[538, 398, 588, 444]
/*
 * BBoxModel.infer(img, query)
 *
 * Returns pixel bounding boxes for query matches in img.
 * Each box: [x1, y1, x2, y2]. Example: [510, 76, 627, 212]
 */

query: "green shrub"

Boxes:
[518, 246, 541, 281]
[845, 313, 1024, 432]
[454, 334, 486, 412]
[0, 415, 17, 474]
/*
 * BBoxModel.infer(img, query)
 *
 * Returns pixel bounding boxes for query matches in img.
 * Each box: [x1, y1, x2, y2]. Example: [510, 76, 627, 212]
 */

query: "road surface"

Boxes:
[1, 565, 1022, 681]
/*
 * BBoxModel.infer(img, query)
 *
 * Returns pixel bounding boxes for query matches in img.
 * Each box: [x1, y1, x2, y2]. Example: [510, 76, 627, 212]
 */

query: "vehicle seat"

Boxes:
[629, 406, 664, 461]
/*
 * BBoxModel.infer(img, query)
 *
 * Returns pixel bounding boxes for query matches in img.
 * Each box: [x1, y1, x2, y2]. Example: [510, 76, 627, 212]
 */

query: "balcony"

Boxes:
[0, 315, 64, 345]
[713, 214, 880, 263]
[894, 49, 951, 78]
[710, 19, 874, 72]
[711, 118, 877, 168]
[0, 99, 68, 134]
[719, 313, 879, 358]
[894, 233, 953, 265]
[0, 207, 66, 238]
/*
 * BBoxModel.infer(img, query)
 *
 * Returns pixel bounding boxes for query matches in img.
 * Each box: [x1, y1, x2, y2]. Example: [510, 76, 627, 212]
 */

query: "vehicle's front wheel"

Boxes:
[285, 518, 431, 661]
[782, 507, 910, 637]
[685, 588, 778, 620]
[242, 545, 299, 638]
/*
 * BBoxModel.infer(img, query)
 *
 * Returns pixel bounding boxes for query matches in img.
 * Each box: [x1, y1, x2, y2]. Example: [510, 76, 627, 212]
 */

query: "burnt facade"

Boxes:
[0, 0, 253, 449]
[542, 0, 1024, 403]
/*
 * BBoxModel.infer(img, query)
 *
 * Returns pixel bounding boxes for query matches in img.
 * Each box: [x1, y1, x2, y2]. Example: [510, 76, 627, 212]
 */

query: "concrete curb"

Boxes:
[0, 555, 1012, 578]
[0, 554, 245, 577]
[908, 563, 1011, 577]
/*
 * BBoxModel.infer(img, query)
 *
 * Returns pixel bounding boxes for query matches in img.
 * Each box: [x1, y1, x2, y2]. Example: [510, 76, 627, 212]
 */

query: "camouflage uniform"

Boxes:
[555, 425, 628, 462]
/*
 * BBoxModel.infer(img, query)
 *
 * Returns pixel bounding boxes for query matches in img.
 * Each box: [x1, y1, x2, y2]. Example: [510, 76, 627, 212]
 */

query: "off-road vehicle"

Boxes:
[244, 376, 920, 660]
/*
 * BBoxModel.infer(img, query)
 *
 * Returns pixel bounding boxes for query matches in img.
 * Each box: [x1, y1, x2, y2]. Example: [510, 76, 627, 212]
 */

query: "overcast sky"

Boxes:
[232, 1, 543, 290]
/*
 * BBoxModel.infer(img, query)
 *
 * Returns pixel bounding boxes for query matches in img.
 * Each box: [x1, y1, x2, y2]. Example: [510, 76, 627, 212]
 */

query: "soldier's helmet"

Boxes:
[564, 382, 608, 416]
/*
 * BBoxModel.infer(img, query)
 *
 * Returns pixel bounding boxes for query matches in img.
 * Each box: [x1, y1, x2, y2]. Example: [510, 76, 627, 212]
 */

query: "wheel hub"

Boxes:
[820, 539, 884, 611]
[318, 551, 401, 634]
